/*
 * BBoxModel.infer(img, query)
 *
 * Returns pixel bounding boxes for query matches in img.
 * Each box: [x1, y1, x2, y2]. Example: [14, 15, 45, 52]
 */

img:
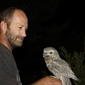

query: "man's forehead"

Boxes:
[13, 10, 28, 20]
[12, 10, 28, 23]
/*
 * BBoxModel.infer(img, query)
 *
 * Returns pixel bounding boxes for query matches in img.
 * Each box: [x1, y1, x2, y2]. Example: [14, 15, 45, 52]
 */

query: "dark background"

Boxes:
[0, 0, 84, 84]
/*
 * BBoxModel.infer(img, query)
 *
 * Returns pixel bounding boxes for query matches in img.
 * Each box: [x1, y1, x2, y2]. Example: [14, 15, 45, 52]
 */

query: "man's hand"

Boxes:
[32, 76, 62, 85]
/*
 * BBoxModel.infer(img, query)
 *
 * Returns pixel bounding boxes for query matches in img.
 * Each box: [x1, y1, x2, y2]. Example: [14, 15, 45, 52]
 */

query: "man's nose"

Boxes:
[20, 29, 26, 37]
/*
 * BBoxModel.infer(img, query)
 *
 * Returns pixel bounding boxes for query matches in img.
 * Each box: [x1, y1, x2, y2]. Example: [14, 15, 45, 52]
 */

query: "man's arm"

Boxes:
[31, 76, 62, 85]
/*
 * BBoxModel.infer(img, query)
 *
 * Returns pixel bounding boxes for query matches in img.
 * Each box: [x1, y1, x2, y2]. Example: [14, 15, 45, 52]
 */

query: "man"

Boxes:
[0, 7, 61, 85]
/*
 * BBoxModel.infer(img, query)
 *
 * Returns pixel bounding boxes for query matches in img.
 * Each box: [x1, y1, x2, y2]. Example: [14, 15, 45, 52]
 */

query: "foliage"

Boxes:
[59, 46, 85, 85]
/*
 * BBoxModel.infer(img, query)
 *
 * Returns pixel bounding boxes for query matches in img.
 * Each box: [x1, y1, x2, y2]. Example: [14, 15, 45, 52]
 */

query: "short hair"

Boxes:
[0, 7, 21, 24]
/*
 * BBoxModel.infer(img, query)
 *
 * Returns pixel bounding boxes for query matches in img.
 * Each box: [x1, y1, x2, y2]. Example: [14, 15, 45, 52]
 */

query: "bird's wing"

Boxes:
[48, 59, 77, 79]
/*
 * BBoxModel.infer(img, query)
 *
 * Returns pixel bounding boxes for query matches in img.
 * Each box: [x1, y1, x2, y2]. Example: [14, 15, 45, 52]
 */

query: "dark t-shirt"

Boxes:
[0, 43, 22, 85]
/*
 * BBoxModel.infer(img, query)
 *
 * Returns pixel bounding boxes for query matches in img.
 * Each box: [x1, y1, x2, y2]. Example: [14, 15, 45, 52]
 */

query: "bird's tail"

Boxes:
[71, 74, 79, 81]
[61, 76, 72, 85]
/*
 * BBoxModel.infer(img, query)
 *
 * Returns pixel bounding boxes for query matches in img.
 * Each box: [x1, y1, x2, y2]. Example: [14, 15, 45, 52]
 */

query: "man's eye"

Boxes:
[18, 27, 22, 29]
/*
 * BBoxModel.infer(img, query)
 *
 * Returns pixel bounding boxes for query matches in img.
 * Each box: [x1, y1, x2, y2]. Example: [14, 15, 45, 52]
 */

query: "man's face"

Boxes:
[5, 10, 28, 48]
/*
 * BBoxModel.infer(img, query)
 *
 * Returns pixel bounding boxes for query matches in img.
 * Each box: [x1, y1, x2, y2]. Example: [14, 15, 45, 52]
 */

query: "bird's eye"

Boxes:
[49, 51, 53, 54]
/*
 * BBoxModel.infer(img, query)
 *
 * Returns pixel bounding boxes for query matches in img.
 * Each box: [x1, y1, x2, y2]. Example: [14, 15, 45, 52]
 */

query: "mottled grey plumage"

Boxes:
[43, 47, 79, 85]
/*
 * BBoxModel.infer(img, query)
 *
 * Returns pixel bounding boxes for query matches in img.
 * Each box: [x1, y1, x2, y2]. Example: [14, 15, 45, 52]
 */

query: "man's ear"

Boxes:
[0, 21, 7, 34]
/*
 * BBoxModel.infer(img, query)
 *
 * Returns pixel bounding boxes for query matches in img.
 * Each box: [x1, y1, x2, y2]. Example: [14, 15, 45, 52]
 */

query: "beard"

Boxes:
[5, 29, 24, 48]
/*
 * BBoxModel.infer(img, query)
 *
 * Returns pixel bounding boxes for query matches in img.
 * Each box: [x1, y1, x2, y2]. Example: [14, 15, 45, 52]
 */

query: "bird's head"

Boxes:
[43, 47, 60, 62]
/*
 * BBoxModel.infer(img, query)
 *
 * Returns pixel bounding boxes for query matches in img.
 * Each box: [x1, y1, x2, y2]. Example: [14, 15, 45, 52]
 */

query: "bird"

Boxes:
[43, 47, 79, 85]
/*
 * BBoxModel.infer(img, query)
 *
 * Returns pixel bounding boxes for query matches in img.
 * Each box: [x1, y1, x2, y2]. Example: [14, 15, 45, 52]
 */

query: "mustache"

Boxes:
[12, 36, 25, 41]
[17, 36, 25, 40]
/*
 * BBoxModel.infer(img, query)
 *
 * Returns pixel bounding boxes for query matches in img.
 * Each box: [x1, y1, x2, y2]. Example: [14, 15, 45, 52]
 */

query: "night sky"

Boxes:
[0, 0, 84, 84]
